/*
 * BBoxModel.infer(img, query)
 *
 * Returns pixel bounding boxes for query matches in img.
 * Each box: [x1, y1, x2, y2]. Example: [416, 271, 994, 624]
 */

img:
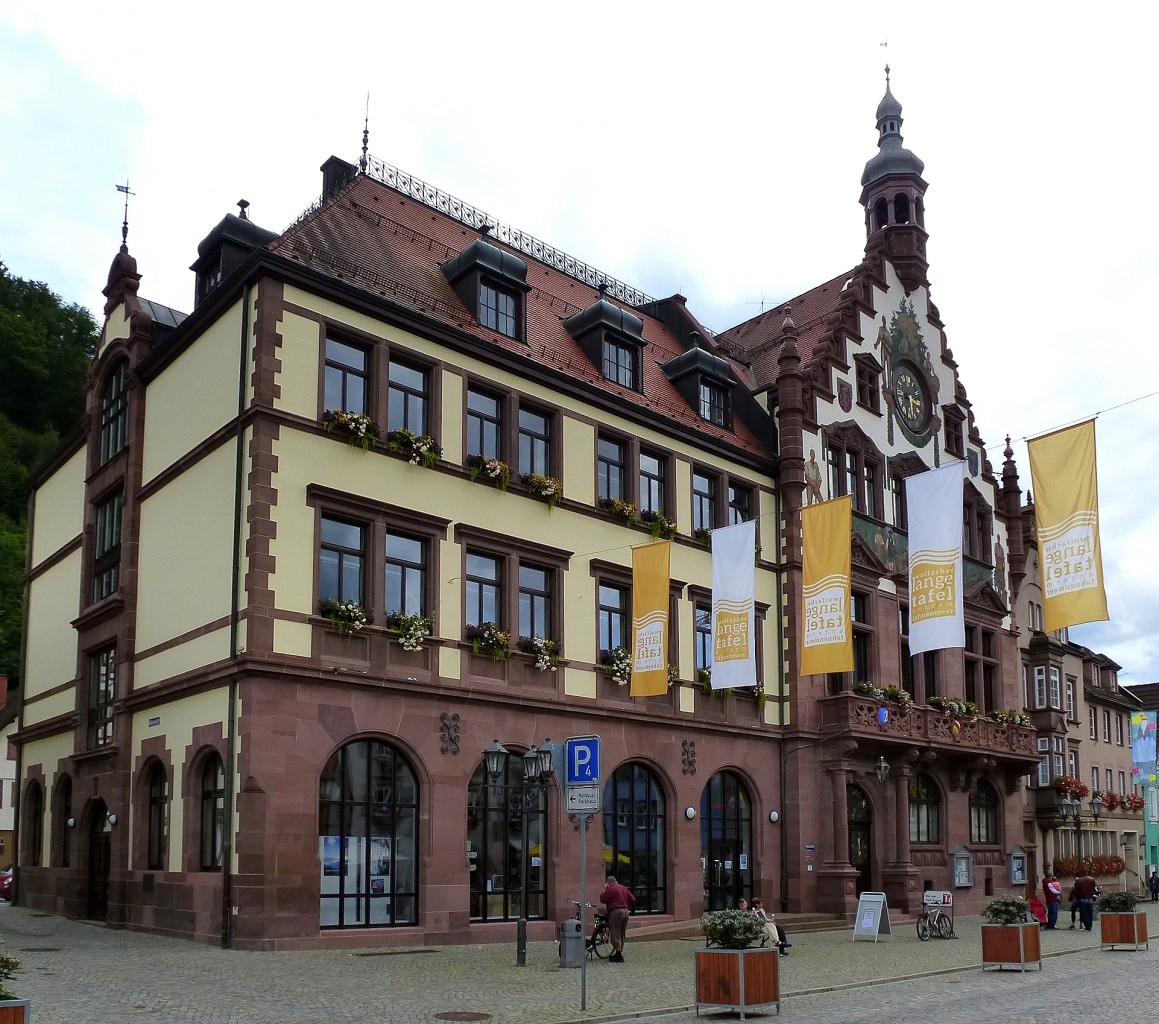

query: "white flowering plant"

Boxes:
[319, 598, 371, 636]
[521, 472, 562, 510]
[386, 427, 442, 468]
[600, 646, 632, 686]
[990, 709, 1030, 725]
[467, 454, 511, 491]
[518, 635, 559, 672]
[600, 497, 637, 526]
[467, 622, 512, 661]
[322, 409, 378, 450]
[385, 612, 432, 651]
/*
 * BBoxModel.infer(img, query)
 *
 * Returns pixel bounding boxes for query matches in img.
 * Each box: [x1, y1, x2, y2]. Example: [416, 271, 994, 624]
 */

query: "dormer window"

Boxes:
[603, 338, 636, 388]
[699, 381, 727, 426]
[564, 293, 646, 392]
[442, 238, 530, 343]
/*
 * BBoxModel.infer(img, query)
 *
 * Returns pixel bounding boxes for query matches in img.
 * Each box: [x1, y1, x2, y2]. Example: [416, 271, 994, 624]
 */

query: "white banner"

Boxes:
[711, 520, 757, 690]
[906, 462, 965, 655]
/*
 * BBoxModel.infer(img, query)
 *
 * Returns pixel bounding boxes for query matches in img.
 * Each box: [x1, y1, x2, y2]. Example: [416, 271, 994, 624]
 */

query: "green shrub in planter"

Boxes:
[981, 894, 1030, 925]
[1098, 890, 1140, 913]
[700, 909, 767, 949]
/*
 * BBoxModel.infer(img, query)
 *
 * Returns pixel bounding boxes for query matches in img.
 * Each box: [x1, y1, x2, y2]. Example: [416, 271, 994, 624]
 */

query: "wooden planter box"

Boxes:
[0, 1000, 29, 1023]
[980, 922, 1041, 972]
[1100, 911, 1149, 951]
[694, 947, 780, 1018]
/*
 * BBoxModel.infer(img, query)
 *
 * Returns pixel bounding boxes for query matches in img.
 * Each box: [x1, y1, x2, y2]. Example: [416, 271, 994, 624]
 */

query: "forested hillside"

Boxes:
[0, 260, 97, 691]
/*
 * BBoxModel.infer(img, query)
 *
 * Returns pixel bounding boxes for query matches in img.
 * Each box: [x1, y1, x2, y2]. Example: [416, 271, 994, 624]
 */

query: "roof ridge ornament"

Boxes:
[115, 180, 135, 253]
[360, 94, 370, 173]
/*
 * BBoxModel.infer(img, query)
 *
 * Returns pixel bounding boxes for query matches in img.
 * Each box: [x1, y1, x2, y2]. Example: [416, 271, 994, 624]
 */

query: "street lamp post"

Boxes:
[485, 738, 556, 967]
[1059, 793, 1104, 863]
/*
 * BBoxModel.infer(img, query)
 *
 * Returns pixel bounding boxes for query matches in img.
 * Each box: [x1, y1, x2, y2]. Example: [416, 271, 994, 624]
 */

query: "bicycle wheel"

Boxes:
[916, 915, 930, 940]
[936, 914, 953, 939]
[590, 922, 612, 959]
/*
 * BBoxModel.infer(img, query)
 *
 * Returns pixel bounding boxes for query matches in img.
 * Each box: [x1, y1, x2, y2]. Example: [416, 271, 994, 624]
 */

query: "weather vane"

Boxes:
[115, 180, 136, 248]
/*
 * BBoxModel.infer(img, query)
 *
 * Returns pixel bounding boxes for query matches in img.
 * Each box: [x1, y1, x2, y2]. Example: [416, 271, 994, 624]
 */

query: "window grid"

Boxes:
[602, 339, 635, 389]
[518, 409, 551, 477]
[93, 492, 123, 601]
[639, 452, 665, 515]
[324, 338, 368, 415]
[465, 553, 501, 628]
[200, 755, 226, 871]
[855, 362, 880, 413]
[692, 472, 715, 533]
[88, 647, 116, 748]
[387, 359, 429, 435]
[480, 282, 517, 338]
[518, 564, 552, 641]
[147, 765, 169, 871]
[99, 362, 129, 464]
[699, 382, 727, 426]
[386, 533, 426, 618]
[599, 584, 628, 653]
[598, 438, 626, 503]
[727, 485, 751, 526]
[467, 389, 502, 459]
[320, 517, 365, 605]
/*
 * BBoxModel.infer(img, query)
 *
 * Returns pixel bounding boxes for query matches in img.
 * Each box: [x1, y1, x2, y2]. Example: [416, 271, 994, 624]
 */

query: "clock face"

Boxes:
[892, 365, 929, 432]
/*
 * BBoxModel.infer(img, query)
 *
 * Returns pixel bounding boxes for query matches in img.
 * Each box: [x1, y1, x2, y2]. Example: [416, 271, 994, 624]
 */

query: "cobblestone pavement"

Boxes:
[1, 902, 1155, 1023]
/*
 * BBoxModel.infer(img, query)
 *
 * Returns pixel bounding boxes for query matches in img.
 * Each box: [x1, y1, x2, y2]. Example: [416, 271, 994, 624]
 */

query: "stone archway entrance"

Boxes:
[848, 785, 872, 895]
[85, 798, 111, 920]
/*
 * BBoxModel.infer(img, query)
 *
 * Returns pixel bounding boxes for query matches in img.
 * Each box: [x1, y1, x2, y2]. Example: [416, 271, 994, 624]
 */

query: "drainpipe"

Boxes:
[222, 284, 251, 948]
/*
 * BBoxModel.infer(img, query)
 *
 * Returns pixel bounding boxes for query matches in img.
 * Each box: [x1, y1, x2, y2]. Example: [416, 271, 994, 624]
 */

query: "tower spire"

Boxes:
[115, 180, 135, 253]
[360, 94, 370, 173]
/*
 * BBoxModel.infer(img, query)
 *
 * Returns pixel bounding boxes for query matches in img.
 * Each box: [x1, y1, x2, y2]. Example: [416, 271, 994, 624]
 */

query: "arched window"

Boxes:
[893, 193, 911, 225]
[54, 775, 73, 868]
[969, 779, 999, 844]
[23, 781, 44, 867]
[467, 749, 548, 922]
[319, 739, 418, 928]
[603, 763, 666, 913]
[200, 754, 226, 871]
[908, 774, 941, 843]
[874, 197, 889, 231]
[700, 771, 753, 909]
[99, 361, 129, 464]
[147, 763, 169, 870]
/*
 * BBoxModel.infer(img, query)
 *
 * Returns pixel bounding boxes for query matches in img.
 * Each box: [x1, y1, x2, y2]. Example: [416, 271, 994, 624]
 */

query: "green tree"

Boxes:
[0, 260, 98, 690]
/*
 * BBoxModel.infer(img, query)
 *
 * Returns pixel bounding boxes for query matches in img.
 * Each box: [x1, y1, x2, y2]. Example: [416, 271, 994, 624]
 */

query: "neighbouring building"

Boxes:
[17, 77, 1075, 947]
[1122, 681, 1159, 880]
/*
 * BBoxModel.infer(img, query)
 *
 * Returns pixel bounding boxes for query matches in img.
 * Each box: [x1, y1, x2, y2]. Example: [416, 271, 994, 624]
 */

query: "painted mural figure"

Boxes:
[805, 449, 824, 505]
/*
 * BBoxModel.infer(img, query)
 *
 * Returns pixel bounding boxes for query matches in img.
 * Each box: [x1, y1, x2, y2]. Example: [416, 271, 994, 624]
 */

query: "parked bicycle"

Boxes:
[567, 899, 611, 959]
[916, 902, 954, 940]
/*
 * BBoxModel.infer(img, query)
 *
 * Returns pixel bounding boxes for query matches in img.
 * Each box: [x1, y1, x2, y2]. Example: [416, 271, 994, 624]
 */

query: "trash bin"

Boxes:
[559, 918, 584, 968]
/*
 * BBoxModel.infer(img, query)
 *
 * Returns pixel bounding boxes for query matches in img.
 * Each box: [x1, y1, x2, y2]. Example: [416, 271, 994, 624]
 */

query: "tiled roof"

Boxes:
[270, 175, 766, 455]
[718, 269, 855, 389]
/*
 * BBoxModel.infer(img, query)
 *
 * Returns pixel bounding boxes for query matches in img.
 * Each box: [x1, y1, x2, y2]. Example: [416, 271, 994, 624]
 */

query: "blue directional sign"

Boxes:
[565, 735, 601, 785]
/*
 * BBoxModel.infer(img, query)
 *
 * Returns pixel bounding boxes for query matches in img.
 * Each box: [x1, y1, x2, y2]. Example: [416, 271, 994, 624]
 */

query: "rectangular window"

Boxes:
[699, 381, 727, 426]
[465, 553, 501, 628]
[899, 604, 915, 699]
[467, 388, 502, 459]
[1054, 752, 1065, 780]
[727, 484, 751, 525]
[598, 584, 629, 653]
[1089, 706, 1097, 740]
[1068, 750, 1077, 778]
[324, 338, 368, 415]
[93, 492, 123, 602]
[602, 339, 635, 389]
[963, 626, 997, 713]
[320, 517, 364, 604]
[829, 592, 871, 695]
[387, 359, 428, 435]
[945, 416, 965, 458]
[639, 451, 665, 515]
[147, 768, 169, 871]
[890, 473, 908, 529]
[826, 444, 880, 516]
[385, 533, 426, 617]
[1103, 710, 1111, 743]
[855, 362, 880, 413]
[99, 363, 129, 464]
[1033, 666, 1047, 709]
[1091, 767, 1099, 793]
[1119, 771, 1127, 794]
[694, 604, 712, 674]
[598, 438, 627, 503]
[88, 646, 116, 748]
[1066, 678, 1075, 719]
[923, 650, 938, 699]
[1049, 667, 1061, 709]
[518, 408, 551, 477]
[479, 282, 517, 338]
[1116, 715, 1124, 745]
[1037, 757, 1050, 787]
[518, 564, 552, 640]
[1106, 768, 1113, 791]
[692, 472, 715, 533]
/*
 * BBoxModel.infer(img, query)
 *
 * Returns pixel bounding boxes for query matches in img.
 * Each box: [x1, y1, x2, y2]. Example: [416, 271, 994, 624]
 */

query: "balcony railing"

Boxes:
[819, 692, 1036, 758]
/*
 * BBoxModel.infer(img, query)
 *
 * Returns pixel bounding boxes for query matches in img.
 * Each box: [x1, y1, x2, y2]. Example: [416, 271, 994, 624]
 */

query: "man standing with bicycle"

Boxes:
[600, 875, 636, 963]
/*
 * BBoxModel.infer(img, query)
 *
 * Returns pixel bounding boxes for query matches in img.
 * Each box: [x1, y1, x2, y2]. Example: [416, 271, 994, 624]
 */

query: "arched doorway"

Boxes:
[602, 763, 666, 913]
[317, 739, 419, 928]
[847, 785, 872, 895]
[700, 771, 753, 909]
[85, 798, 110, 920]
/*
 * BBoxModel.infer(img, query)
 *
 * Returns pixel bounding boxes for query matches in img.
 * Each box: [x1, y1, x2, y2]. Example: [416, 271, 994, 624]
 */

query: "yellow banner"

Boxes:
[631, 541, 671, 697]
[1028, 419, 1108, 632]
[801, 496, 853, 676]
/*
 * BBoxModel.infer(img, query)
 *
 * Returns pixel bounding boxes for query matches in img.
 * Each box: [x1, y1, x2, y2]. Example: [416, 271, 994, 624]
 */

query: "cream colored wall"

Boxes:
[97, 304, 131, 360]
[20, 732, 74, 864]
[142, 301, 245, 486]
[22, 551, 80, 709]
[274, 309, 321, 419]
[30, 448, 85, 565]
[134, 445, 237, 684]
[132, 687, 232, 868]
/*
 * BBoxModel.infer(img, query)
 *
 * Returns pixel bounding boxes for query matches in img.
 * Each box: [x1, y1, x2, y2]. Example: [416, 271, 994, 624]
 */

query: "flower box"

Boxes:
[1100, 912, 1149, 951]
[0, 999, 29, 1023]
[694, 947, 780, 1018]
[980, 922, 1041, 971]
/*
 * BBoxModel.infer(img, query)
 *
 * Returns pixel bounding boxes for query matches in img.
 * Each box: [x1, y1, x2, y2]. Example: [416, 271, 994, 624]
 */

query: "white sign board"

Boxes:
[923, 890, 953, 906]
[566, 784, 601, 813]
[851, 891, 892, 942]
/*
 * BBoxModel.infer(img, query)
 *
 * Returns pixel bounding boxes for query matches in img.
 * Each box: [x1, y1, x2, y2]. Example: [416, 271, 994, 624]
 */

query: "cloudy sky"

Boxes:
[2, 2, 1156, 684]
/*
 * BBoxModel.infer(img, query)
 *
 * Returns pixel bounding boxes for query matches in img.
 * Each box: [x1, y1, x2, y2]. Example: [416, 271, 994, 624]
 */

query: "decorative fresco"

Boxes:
[852, 514, 996, 590]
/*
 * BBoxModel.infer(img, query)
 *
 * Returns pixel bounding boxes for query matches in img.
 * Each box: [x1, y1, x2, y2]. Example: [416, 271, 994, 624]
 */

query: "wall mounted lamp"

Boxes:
[685, 806, 697, 820]
[875, 756, 891, 782]
[106, 813, 118, 826]
[769, 810, 780, 823]
[66, 817, 76, 828]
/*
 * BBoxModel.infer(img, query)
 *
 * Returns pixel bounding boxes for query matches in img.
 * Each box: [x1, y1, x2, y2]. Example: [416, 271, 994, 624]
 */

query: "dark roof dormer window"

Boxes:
[564, 289, 647, 392]
[442, 234, 530, 343]
[661, 333, 737, 430]
[190, 201, 278, 309]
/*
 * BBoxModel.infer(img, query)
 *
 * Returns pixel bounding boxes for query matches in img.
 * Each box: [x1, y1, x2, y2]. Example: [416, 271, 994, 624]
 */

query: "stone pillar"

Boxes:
[895, 769, 911, 865]
[830, 767, 849, 863]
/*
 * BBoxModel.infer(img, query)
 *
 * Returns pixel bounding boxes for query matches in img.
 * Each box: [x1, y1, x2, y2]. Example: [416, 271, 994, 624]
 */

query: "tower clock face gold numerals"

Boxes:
[892, 367, 928, 431]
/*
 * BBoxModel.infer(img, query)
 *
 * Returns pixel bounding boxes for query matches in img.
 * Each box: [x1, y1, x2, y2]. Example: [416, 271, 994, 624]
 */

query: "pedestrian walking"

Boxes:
[1042, 872, 1062, 929]
[1070, 873, 1098, 931]
[1148, 871, 1159, 903]
[599, 874, 636, 963]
